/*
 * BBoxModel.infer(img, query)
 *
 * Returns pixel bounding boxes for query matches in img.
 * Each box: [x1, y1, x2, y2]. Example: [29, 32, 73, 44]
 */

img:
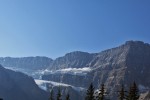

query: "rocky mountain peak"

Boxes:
[124, 40, 150, 48]
[125, 40, 144, 45]
[0, 56, 53, 70]
[64, 51, 91, 57]
[48, 41, 150, 70]
[0, 40, 150, 100]
[50, 51, 94, 70]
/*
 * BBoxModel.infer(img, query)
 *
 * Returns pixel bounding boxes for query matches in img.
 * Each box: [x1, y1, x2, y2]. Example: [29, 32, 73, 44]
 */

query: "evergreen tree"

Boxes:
[85, 83, 95, 100]
[49, 89, 54, 100]
[66, 93, 70, 100]
[57, 87, 62, 100]
[96, 84, 105, 100]
[126, 86, 133, 100]
[126, 82, 139, 100]
[118, 85, 126, 100]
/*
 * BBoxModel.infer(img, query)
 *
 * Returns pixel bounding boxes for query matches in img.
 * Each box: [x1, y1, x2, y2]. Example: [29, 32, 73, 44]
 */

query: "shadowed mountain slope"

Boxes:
[0, 65, 48, 100]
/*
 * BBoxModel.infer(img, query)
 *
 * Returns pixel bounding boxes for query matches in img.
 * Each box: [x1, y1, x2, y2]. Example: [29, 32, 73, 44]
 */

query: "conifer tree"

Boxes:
[66, 93, 70, 100]
[126, 86, 133, 100]
[57, 87, 62, 100]
[126, 82, 139, 100]
[118, 85, 126, 100]
[49, 89, 54, 100]
[96, 83, 105, 100]
[132, 82, 139, 100]
[85, 83, 95, 100]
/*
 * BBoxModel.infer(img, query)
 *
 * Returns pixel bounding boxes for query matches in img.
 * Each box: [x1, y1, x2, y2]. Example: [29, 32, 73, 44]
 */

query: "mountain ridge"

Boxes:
[41, 40, 150, 99]
[0, 64, 48, 100]
[0, 40, 149, 70]
[0, 40, 150, 100]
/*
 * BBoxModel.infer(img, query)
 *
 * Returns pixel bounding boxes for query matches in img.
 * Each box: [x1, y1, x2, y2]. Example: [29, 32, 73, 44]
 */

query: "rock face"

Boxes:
[0, 40, 150, 99]
[0, 56, 53, 70]
[49, 51, 94, 70]
[42, 41, 150, 99]
[139, 91, 150, 100]
[0, 65, 48, 100]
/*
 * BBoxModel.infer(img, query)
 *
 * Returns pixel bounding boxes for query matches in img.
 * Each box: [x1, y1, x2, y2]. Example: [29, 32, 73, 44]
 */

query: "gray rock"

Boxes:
[42, 41, 150, 99]
[0, 40, 150, 99]
[0, 65, 48, 100]
[0, 56, 53, 70]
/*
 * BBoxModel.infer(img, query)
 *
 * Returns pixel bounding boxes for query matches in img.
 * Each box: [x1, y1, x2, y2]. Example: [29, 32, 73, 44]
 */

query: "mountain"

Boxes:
[49, 51, 94, 70]
[0, 56, 53, 79]
[0, 40, 150, 99]
[0, 56, 53, 70]
[0, 64, 48, 100]
[42, 41, 150, 99]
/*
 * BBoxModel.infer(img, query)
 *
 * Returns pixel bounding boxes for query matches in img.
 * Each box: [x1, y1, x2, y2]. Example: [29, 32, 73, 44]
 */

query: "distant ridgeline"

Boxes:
[0, 56, 53, 70]
[0, 41, 150, 100]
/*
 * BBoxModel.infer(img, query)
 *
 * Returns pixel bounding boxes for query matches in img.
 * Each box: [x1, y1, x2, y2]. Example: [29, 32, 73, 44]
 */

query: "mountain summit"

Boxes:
[0, 40, 150, 100]
[42, 40, 150, 99]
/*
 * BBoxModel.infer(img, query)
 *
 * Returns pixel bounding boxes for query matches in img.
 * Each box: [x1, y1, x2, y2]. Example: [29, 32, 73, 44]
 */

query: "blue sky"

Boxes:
[0, 0, 150, 58]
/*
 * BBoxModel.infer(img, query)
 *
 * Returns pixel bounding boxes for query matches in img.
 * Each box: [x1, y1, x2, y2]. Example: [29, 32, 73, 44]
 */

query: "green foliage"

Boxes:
[57, 87, 62, 100]
[47, 82, 140, 100]
[118, 85, 126, 100]
[96, 84, 105, 100]
[85, 83, 95, 100]
[66, 93, 70, 100]
[126, 82, 139, 100]
[49, 89, 54, 100]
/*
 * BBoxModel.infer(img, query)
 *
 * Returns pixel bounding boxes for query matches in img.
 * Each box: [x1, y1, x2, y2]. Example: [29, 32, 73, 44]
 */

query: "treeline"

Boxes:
[49, 82, 140, 100]
[49, 87, 71, 100]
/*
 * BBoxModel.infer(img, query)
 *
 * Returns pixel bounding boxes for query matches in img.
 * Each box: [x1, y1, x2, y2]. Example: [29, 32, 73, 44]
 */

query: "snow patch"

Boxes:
[109, 76, 114, 79]
[43, 67, 91, 76]
[35, 79, 70, 87]
[35, 79, 86, 92]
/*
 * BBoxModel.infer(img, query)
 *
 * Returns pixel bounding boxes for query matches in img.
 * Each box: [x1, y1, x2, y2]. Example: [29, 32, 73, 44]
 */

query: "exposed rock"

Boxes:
[49, 51, 94, 70]
[42, 41, 150, 99]
[0, 56, 53, 70]
[0, 65, 48, 100]
[0, 40, 150, 100]
[139, 91, 150, 100]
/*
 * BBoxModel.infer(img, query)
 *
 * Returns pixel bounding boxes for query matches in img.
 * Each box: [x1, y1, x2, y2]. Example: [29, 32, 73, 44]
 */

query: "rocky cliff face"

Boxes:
[124, 41, 150, 86]
[139, 91, 150, 100]
[0, 56, 53, 70]
[42, 41, 131, 86]
[49, 51, 94, 70]
[0, 41, 150, 99]
[42, 41, 150, 99]
[0, 65, 48, 100]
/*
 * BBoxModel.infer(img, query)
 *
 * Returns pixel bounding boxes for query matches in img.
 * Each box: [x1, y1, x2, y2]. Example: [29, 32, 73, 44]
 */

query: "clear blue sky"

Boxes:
[0, 0, 150, 58]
